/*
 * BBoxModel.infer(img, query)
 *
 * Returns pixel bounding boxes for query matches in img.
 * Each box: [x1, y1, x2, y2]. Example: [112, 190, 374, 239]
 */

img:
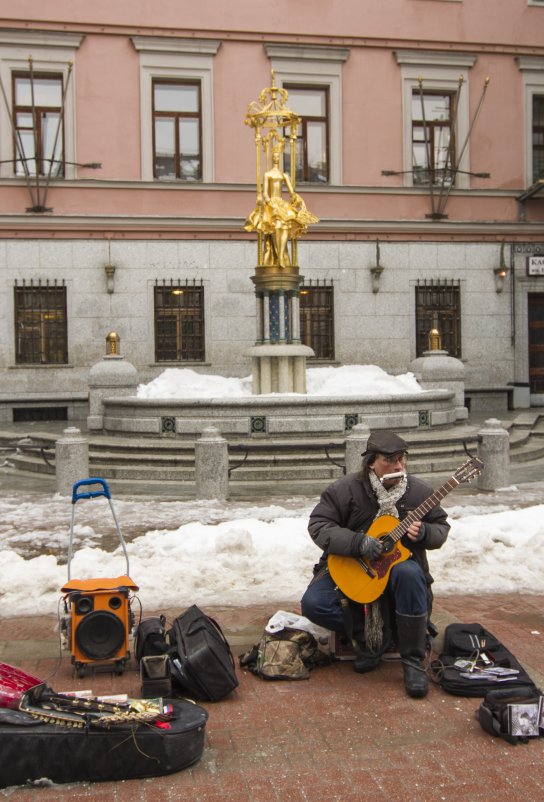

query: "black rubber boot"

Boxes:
[396, 613, 429, 698]
[353, 651, 380, 674]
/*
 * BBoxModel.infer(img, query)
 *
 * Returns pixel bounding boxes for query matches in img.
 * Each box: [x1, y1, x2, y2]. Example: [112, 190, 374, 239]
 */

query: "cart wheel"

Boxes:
[114, 661, 124, 676]
[76, 664, 86, 679]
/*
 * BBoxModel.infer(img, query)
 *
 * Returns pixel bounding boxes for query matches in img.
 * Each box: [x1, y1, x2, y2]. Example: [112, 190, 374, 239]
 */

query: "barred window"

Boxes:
[154, 280, 205, 362]
[533, 94, 544, 183]
[14, 280, 68, 364]
[415, 279, 461, 358]
[300, 282, 335, 359]
[528, 293, 544, 394]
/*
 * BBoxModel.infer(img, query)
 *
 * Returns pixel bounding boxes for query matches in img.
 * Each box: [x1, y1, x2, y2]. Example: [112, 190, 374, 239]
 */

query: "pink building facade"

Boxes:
[0, 0, 543, 420]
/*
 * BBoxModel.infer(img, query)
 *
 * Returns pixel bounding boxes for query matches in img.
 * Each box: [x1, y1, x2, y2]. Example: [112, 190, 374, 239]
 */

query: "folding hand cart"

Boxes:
[60, 478, 139, 677]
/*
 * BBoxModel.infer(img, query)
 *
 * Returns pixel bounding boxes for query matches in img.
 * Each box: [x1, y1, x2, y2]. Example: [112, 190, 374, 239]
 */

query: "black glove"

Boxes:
[359, 534, 383, 561]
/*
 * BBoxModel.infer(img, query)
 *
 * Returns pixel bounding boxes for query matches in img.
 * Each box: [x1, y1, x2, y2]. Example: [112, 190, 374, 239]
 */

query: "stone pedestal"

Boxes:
[87, 355, 139, 431]
[195, 426, 229, 500]
[409, 350, 468, 421]
[477, 418, 510, 491]
[245, 344, 315, 394]
[344, 422, 371, 474]
[55, 427, 89, 496]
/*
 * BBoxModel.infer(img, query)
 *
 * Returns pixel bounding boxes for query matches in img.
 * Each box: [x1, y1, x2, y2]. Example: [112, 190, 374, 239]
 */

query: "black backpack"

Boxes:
[134, 615, 167, 664]
[167, 605, 239, 702]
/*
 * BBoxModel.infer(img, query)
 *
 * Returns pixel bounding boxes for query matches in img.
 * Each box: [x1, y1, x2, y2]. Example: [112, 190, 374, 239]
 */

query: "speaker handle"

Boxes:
[72, 478, 111, 503]
[67, 478, 131, 580]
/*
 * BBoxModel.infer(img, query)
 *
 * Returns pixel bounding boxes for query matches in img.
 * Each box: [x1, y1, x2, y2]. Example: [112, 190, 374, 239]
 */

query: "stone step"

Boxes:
[7, 449, 480, 483]
[3, 419, 541, 483]
[510, 440, 544, 463]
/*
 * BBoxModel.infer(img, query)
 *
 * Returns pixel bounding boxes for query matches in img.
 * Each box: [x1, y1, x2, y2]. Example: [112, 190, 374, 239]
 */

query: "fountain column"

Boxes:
[247, 267, 314, 393]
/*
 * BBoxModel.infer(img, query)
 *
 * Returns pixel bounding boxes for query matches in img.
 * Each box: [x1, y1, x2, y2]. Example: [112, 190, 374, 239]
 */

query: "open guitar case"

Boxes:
[0, 696, 208, 788]
[0, 654, 209, 789]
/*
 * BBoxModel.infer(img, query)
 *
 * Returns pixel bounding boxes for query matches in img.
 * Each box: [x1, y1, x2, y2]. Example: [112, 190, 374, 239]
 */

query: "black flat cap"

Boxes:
[363, 431, 408, 456]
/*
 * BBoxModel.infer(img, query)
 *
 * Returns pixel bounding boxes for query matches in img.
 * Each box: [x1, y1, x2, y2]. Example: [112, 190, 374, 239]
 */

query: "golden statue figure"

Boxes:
[244, 73, 319, 270]
[245, 146, 318, 267]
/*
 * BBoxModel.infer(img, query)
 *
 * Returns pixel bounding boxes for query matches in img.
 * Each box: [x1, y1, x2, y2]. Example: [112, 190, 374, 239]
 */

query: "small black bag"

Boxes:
[140, 654, 172, 698]
[134, 615, 167, 664]
[431, 623, 538, 697]
[168, 605, 239, 702]
[478, 687, 543, 745]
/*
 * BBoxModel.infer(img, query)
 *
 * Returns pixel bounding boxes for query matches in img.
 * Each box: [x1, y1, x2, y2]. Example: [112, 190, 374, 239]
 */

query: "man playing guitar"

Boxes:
[300, 430, 451, 698]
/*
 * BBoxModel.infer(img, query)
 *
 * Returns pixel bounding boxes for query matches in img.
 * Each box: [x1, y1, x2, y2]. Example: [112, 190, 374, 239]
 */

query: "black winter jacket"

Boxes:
[308, 470, 450, 587]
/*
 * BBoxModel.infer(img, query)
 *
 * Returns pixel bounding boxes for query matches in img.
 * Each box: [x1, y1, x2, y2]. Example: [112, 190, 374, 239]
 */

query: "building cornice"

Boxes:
[0, 213, 542, 242]
[394, 50, 477, 68]
[517, 55, 544, 71]
[0, 178, 529, 198]
[0, 28, 84, 49]
[130, 35, 221, 55]
[0, 23, 542, 59]
[264, 43, 350, 63]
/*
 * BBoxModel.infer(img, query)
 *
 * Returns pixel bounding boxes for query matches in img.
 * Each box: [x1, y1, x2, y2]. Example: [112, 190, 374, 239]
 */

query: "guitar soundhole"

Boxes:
[380, 535, 395, 553]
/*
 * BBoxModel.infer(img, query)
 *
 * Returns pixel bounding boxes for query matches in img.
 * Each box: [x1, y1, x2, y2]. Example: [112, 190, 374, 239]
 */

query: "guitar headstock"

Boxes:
[454, 457, 484, 484]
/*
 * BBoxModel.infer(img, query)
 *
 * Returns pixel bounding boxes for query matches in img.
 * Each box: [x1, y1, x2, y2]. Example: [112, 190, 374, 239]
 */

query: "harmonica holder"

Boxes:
[380, 471, 406, 483]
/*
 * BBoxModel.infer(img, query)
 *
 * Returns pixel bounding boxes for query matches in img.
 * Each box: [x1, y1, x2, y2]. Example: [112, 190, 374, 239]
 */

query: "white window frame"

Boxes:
[265, 44, 349, 186]
[0, 30, 82, 180]
[395, 50, 476, 190]
[131, 36, 220, 183]
[517, 57, 544, 187]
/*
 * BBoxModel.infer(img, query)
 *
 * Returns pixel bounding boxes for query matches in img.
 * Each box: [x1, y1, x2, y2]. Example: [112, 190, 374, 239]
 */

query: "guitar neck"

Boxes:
[390, 477, 459, 542]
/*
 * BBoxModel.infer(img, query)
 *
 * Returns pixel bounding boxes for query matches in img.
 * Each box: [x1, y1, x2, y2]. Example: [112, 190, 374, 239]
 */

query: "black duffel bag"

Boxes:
[431, 622, 538, 697]
[168, 605, 239, 702]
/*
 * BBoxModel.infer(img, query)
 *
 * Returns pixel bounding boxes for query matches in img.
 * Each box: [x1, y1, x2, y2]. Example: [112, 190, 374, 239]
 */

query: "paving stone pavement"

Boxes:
[1, 594, 543, 801]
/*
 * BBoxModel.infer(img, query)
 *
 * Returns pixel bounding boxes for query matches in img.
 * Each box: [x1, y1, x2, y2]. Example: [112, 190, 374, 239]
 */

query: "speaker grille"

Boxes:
[75, 595, 94, 615]
[75, 610, 126, 660]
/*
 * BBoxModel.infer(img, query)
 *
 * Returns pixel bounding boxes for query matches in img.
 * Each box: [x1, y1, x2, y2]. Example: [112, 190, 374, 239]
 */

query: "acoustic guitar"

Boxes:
[327, 457, 484, 604]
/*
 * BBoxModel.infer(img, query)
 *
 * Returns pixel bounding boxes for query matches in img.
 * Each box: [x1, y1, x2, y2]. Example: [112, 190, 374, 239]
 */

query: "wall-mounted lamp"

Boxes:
[104, 264, 116, 294]
[369, 240, 384, 293]
[494, 243, 509, 293]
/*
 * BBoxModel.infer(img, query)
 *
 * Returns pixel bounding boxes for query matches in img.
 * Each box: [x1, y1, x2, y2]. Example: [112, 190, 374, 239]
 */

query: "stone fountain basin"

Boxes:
[100, 389, 456, 439]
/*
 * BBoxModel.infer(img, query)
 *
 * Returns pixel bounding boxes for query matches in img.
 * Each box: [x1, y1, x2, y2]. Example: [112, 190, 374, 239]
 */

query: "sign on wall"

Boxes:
[527, 256, 544, 276]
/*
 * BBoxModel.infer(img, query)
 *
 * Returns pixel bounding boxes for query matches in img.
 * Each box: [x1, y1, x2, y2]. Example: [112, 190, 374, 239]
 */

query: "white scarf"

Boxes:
[368, 470, 407, 518]
[364, 470, 408, 653]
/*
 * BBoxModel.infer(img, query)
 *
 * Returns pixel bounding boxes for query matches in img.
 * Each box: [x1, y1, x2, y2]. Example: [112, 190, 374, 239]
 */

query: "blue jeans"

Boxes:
[300, 559, 428, 634]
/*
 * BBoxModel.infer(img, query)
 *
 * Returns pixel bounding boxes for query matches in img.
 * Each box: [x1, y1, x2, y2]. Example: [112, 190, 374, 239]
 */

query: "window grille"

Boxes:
[154, 280, 205, 362]
[300, 280, 335, 359]
[528, 293, 544, 393]
[533, 95, 544, 183]
[14, 279, 68, 364]
[415, 279, 461, 358]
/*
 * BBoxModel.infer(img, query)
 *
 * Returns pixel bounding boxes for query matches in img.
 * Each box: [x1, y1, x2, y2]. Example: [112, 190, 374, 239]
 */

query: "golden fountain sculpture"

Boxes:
[244, 72, 318, 271]
[243, 73, 318, 394]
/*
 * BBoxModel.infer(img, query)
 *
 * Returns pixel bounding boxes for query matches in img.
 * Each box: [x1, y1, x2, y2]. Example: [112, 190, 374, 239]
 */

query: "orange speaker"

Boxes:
[61, 576, 139, 675]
